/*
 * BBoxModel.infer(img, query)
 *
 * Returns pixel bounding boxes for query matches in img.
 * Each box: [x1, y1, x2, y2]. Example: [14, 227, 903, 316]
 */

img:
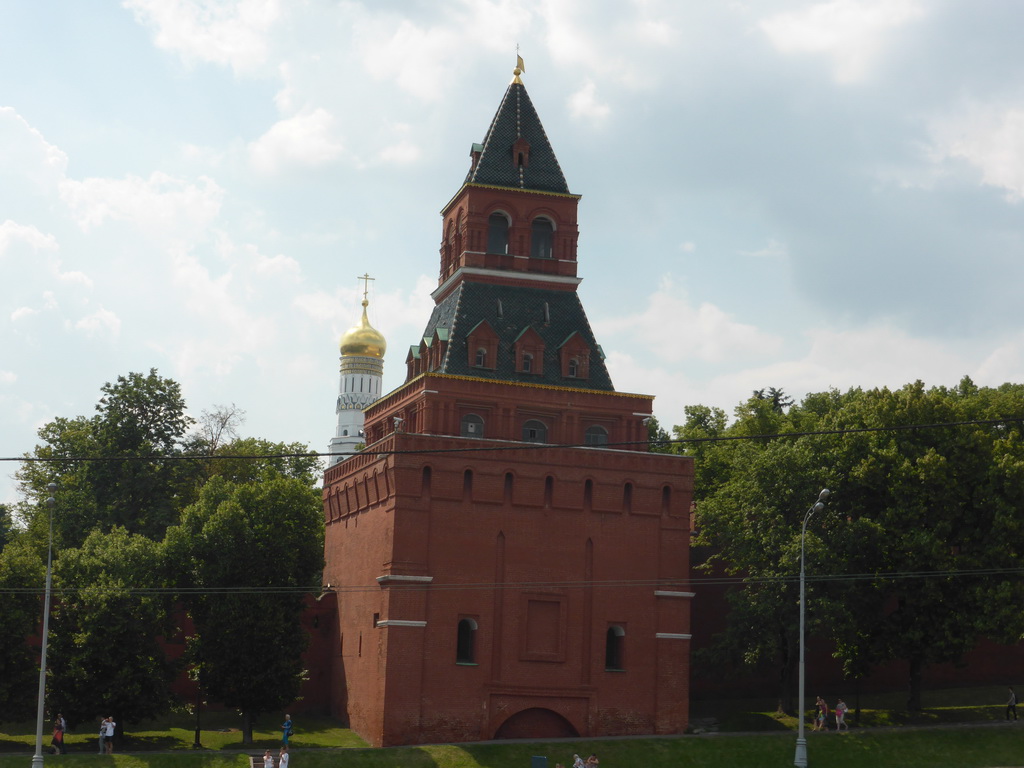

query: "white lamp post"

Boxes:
[31, 483, 57, 768]
[794, 488, 830, 768]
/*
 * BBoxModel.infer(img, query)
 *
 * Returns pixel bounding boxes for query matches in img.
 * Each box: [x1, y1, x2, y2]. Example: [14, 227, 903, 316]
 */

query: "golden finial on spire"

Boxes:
[512, 46, 525, 84]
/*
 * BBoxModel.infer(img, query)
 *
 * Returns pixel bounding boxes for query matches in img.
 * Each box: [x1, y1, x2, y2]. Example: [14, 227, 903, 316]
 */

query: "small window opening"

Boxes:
[605, 625, 625, 670]
[475, 348, 487, 367]
[585, 425, 608, 445]
[457, 618, 478, 663]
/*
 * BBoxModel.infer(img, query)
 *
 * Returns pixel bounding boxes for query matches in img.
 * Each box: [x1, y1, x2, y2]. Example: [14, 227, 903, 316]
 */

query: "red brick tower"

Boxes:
[322, 62, 694, 747]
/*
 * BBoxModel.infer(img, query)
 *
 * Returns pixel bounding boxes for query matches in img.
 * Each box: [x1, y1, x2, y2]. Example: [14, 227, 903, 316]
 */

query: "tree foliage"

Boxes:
[166, 473, 324, 743]
[16, 370, 195, 547]
[48, 527, 176, 728]
[0, 539, 45, 722]
[681, 379, 1024, 711]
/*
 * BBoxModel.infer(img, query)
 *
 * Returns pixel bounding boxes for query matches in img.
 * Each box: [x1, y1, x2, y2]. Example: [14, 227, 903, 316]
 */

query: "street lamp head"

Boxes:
[818, 488, 831, 503]
[812, 501, 825, 514]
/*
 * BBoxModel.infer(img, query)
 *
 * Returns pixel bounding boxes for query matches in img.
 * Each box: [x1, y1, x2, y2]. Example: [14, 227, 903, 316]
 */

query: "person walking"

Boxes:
[56, 714, 67, 754]
[103, 716, 116, 754]
[51, 719, 64, 755]
[98, 718, 107, 754]
[281, 714, 294, 745]
[835, 698, 849, 731]
[812, 696, 829, 731]
[1008, 687, 1018, 721]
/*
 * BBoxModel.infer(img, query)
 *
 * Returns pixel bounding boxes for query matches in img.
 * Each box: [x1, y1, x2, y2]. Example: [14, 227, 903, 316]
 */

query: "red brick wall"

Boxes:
[323, 430, 694, 746]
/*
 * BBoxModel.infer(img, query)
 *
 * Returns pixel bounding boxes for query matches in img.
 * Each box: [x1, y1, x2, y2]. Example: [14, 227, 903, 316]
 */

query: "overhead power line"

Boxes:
[4, 416, 1023, 464]
[3, 565, 1022, 597]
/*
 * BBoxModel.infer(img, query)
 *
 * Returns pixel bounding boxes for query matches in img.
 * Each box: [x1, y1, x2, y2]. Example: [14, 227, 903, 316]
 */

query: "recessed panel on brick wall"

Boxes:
[520, 594, 567, 662]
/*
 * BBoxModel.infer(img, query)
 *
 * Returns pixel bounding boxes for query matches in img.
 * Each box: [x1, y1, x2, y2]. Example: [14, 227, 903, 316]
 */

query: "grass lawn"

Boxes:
[0, 728, 1022, 768]
[2, 686, 1022, 768]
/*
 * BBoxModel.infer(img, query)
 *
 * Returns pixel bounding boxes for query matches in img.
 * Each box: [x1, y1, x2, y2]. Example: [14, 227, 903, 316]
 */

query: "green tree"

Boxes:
[0, 538, 45, 722]
[16, 370, 195, 547]
[48, 527, 176, 730]
[688, 379, 1024, 711]
[167, 473, 324, 743]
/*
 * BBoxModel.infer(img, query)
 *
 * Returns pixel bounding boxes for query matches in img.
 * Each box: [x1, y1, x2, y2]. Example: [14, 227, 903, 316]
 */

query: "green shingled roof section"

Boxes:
[464, 82, 571, 194]
[417, 282, 615, 391]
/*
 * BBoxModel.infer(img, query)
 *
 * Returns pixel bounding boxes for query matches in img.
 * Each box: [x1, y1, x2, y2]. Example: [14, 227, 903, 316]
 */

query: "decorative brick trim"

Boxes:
[376, 620, 427, 628]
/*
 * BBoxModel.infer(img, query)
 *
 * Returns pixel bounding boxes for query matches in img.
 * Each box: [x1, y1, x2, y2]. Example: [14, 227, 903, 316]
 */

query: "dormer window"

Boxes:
[522, 353, 533, 373]
[475, 348, 487, 367]
[531, 217, 554, 259]
[568, 358, 579, 377]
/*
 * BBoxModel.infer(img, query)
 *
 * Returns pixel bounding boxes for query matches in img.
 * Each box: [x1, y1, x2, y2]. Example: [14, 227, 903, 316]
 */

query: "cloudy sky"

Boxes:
[3, 0, 1024, 504]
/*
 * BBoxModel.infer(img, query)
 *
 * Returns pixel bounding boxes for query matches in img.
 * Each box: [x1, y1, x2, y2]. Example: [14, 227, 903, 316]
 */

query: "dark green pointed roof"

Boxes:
[415, 282, 614, 390]
[464, 82, 571, 194]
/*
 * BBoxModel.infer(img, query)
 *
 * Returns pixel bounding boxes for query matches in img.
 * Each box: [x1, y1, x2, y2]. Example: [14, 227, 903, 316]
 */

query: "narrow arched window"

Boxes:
[463, 469, 473, 500]
[531, 217, 554, 259]
[522, 352, 533, 373]
[623, 482, 633, 513]
[461, 413, 485, 438]
[606, 625, 625, 671]
[487, 212, 509, 254]
[584, 479, 593, 512]
[475, 348, 487, 367]
[568, 358, 580, 377]
[504, 472, 514, 503]
[523, 419, 547, 443]
[421, 466, 432, 495]
[457, 618, 478, 663]
[585, 425, 608, 445]
[544, 475, 554, 509]
[661, 485, 671, 514]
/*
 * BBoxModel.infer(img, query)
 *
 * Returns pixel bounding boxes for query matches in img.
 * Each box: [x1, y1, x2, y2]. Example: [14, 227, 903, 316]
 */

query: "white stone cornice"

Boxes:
[376, 619, 427, 628]
[654, 590, 696, 598]
[376, 575, 435, 585]
[655, 633, 693, 640]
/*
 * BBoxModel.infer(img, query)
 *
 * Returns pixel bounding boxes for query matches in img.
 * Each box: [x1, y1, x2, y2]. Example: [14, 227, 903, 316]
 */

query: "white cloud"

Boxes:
[759, 0, 925, 83]
[0, 108, 68, 191]
[929, 103, 1024, 201]
[568, 80, 611, 122]
[596, 276, 782, 365]
[248, 109, 344, 173]
[739, 238, 788, 259]
[679, 242, 696, 253]
[59, 172, 224, 238]
[124, 0, 281, 75]
[74, 307, 122, 338]
[10, 307, 38, 322]
[0, 220, 57, 255]
[0, 370, 15, 385]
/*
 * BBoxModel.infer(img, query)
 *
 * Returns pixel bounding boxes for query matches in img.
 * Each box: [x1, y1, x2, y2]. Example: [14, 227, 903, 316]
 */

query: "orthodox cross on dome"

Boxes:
[357, 273, 374, 306]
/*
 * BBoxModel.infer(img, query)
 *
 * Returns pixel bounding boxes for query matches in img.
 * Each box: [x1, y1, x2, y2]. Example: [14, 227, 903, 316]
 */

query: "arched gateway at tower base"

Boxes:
[493, 708, 580, 740]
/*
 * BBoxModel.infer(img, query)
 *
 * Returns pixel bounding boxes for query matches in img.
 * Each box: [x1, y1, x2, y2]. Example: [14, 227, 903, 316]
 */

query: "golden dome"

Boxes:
[340, 300, 386, 358]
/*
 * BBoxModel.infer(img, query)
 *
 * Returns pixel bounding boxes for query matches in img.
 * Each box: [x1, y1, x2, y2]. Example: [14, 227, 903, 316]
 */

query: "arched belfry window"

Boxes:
[605, 625, 625, 670]
[457, 618, 478, 664]
[531, 217, 554, 259]
[487, 212, 509, 254]
[523, 419, 547, 443]
[461, 413, 485, 438]
[585, 425, 608, 445]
